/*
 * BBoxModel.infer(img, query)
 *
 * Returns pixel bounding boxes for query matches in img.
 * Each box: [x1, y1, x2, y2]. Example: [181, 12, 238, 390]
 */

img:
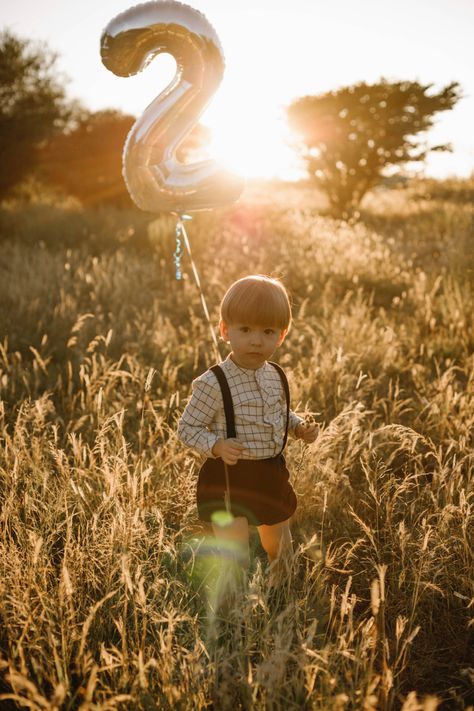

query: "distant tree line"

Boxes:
[0, 29, 462, 215]
[38, 109, 136, 208]
[0, 30, 73, 200]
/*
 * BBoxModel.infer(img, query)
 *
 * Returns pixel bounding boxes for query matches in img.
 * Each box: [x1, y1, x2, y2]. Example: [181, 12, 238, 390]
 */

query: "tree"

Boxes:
[0, 30, 74, 199]
[39, 109, 136, 207]
[287, 79, 461, 216]
[38, 110, 212, 207]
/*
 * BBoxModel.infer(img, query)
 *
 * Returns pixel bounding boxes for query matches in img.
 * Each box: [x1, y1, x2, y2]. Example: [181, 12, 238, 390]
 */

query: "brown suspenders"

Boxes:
[209, 361, 290, 456]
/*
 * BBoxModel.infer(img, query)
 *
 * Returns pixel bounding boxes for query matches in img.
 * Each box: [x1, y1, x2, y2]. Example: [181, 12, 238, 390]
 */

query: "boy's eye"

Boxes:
[239, 326, 250, 333]
[264, 329, 275, 335]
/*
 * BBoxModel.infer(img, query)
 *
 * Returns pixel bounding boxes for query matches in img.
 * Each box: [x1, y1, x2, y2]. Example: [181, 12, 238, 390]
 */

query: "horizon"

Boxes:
[2, 0, 474, 180]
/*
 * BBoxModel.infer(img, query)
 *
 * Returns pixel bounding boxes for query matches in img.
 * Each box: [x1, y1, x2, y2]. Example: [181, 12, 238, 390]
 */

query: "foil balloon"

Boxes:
[100, 1, 244, 213]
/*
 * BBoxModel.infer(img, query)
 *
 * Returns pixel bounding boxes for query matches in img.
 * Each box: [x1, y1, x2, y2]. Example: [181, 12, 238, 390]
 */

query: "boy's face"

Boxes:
[220, 321, 287, 370]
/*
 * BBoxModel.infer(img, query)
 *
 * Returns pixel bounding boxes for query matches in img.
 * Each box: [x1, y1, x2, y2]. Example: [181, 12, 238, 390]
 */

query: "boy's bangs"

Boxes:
[226, 284, 289, 328]
[233, 300, 283, 327]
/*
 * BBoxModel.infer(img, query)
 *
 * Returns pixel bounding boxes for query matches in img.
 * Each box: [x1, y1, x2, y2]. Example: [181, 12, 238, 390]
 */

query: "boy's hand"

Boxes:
[295, 421, 319, 444]
[212, 438, 246, 465]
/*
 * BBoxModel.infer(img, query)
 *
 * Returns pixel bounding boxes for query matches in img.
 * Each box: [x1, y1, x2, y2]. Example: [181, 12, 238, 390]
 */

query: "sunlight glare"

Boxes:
[204, 100, 302, 181]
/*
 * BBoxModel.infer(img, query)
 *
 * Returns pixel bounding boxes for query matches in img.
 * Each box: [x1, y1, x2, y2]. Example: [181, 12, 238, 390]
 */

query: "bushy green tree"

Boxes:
[0, 30, 75, 199]
[287, 80, 461, 216]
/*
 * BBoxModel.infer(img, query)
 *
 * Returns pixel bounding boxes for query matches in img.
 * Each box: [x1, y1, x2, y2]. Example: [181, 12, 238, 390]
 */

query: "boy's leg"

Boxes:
[211, 515, 250, 568]
[257, 518, 293, 586]
[210, 515, 249, 612]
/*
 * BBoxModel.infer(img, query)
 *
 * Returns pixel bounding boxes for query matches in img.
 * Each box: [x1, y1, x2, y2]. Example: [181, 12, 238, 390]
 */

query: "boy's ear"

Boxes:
[219, 320, 229, 342]
[277, 329, 288, 347]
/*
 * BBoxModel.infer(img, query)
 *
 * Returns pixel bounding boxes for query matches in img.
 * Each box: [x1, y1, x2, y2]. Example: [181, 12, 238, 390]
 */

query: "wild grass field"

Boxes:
[0, 179, 473, 710]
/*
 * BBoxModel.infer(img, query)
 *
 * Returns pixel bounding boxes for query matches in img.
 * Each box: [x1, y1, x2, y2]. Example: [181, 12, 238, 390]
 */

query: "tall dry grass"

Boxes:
[0, 179, 473, 709]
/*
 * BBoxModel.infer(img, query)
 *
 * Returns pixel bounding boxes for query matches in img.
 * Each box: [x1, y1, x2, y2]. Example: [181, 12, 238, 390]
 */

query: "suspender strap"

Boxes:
[210, 362, 290, 454]
[210, 365, 236, 439]
[268, 361, 290, 452]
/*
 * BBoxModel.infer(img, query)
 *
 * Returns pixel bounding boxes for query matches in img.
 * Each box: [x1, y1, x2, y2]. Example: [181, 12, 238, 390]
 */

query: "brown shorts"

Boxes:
[197, 454, 297, 526]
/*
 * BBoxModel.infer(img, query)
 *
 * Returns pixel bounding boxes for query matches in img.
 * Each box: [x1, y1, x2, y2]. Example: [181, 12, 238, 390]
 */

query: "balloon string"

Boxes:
[174, 221, 184, 280]
[176, 216, 221, 364]
[176, 216, 230, 514]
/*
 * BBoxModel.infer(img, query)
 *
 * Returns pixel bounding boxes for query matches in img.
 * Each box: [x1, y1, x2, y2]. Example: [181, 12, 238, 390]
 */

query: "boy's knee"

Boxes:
[212, 515, 249, 568]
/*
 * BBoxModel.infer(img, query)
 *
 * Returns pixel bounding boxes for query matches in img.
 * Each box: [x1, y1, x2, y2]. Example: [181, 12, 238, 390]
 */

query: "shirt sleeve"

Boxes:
[288, 409, 304, 436]
[177, 374, 222, 457]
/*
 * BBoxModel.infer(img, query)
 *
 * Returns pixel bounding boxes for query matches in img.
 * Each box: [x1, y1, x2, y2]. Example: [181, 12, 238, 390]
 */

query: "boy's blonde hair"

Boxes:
[220, 275, 291, 330]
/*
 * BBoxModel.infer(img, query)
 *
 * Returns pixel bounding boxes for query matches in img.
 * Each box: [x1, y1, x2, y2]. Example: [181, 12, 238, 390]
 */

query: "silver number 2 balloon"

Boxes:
[100, 0, 244, 213]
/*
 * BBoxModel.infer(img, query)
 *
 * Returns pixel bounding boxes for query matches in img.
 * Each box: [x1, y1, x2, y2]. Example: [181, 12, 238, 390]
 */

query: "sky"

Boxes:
[2, 0, 474, 180]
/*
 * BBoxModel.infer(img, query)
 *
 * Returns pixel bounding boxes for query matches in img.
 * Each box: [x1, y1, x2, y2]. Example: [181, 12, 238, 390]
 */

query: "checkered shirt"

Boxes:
[178, 355, 303, 459]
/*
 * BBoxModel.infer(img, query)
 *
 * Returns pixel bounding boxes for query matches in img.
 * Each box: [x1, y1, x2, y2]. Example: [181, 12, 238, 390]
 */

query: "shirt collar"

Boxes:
[222, 353, 268, 377]
[222, 355, 279, 396]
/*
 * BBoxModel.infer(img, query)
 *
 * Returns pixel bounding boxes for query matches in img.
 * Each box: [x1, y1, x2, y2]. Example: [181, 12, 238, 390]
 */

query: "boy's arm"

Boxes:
[289, 410, 319, 442]
[177, 376, 221, 457]
[288, 410, 304, 436]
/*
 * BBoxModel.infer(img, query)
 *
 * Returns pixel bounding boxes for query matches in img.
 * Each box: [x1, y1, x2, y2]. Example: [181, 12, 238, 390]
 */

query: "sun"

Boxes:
[203, 98, 301, 181]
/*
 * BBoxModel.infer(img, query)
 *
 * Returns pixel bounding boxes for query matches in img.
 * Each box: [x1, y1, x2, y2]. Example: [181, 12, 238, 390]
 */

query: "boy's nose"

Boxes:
[250, 333, 263, 345]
